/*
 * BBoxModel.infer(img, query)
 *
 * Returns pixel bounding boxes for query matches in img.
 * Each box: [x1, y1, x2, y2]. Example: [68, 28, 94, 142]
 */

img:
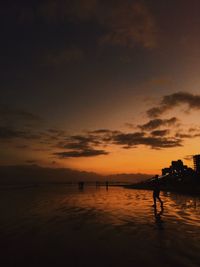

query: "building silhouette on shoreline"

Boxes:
[162, 159, 192, 176]
[193, 154, 200, 174]
[131, 154, 200, 194]
[161, 154, 200, 177]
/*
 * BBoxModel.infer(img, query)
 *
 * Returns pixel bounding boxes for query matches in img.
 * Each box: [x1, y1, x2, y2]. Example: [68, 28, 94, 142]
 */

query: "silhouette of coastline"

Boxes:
[125, 174, 200, 195]
[125, 157, 200, 196]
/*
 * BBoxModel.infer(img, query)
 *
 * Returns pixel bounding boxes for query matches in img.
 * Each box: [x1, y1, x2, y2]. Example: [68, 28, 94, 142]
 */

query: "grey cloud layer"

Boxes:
[0, 107, 42, 126]
[96, 1, 157, 48]
[0, 107, 43, 140]
[3, 91, 200, 159]
[147, 92, 200, 117]
[0, 126, 42, 140]
[138, 117, 178, 131]
[54, 149, 109, 158]
[151, 129, 169, 137]
[53, 129, 183, 158]
[112, 132, 181, 149]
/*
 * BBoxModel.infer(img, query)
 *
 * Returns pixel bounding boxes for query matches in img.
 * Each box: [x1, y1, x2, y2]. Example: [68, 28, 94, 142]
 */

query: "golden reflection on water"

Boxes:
[0, 185, 200, 267]
[57, 187, 200, 228]
[1, 186, 200, 230]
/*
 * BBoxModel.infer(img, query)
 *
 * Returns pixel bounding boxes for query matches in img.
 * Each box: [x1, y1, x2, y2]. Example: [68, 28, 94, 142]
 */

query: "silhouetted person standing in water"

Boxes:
[153, 175, 163, 207]
[106, 181, 109, 191]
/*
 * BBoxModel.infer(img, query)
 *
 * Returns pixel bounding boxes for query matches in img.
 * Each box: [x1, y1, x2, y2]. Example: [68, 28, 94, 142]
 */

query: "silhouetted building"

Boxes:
[162, 167, 171, 176]
[171, 160, 188, 174]
[162, 160, 189, 176]
[193, 154, 200, 173]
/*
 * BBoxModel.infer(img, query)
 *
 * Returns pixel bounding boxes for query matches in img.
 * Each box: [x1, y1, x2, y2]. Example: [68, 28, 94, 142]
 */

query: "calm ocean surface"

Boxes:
[0, 185, 200, 267]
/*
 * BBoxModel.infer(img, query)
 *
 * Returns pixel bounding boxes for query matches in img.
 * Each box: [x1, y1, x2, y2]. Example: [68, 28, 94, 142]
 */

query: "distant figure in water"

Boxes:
[106, 181, 109, 190]
[78, 181, 84, 190]
[153, 175, 163, 207]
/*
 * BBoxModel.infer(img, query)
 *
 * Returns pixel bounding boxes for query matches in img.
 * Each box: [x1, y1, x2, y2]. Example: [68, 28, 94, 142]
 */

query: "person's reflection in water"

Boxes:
[154, 206, 164, 230]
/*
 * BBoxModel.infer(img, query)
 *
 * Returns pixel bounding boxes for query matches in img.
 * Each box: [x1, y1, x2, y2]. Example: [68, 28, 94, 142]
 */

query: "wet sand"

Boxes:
[0, 185, 200, 267]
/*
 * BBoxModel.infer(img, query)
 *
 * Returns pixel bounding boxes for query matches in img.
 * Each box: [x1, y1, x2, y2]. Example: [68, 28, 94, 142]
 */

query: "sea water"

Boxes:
[0, 185, 200, 267]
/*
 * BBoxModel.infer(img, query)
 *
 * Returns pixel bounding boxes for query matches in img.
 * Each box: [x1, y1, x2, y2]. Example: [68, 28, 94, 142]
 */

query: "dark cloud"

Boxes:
[113, 132, 145, 147]
[69, 0, 157, 48]
[151, 129, 169, 137]
[55, 133, 107, 158]
[3, 1, 157, 49]
[87, 130, 121, 142]
[0, 103, 193, 158]
[89, 129, 117, 134]
[0, 107, 42, 128]
[0, 128, 41, 141]
[61, 126, 199, 155]
[175, 133, 192, 139]
[175, 132, 200, 139]
[38, 0, 157, 48]
[62, 135, 101, 148]
[60, 141, 89, 150]
[147, 92, 200, 117]
[55, 125, 185, 156]
[59, 1, 157, 48]
[0, 126, 43, 141]
[71, 135, 98, 143]
[47, 128, 66, 137]
[0, 107, 62, 144]
[0, 106, 195, 157]
[0, 127, 24, 139]
[97, 1, 157, 48]
[112, 132, 182, 149]
[53, 148, 109, 158]
[188, 128, 198, 133]
[0, 117, 45, 141]
[138, 117, 178, 131]
[193, 133, 200, 138]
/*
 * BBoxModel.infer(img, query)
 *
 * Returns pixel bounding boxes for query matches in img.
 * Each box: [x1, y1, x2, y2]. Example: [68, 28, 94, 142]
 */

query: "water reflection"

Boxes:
[154, 206, 164, 230]
[0, 186, 200, 267]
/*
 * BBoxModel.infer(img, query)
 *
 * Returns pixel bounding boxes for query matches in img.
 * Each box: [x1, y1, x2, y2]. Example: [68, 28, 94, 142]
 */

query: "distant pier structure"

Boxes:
[193, 154, 200, 173]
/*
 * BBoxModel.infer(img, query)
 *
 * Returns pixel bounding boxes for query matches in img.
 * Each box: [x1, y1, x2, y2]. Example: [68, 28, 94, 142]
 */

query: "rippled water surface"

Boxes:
[0, 185, 200, 267]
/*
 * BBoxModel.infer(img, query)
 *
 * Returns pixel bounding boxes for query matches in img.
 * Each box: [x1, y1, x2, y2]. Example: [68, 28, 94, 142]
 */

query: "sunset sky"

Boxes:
[1, 0, 200, 174]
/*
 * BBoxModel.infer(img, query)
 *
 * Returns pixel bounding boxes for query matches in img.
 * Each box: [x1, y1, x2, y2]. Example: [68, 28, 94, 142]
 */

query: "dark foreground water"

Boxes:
[0, 185, 200, 267]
